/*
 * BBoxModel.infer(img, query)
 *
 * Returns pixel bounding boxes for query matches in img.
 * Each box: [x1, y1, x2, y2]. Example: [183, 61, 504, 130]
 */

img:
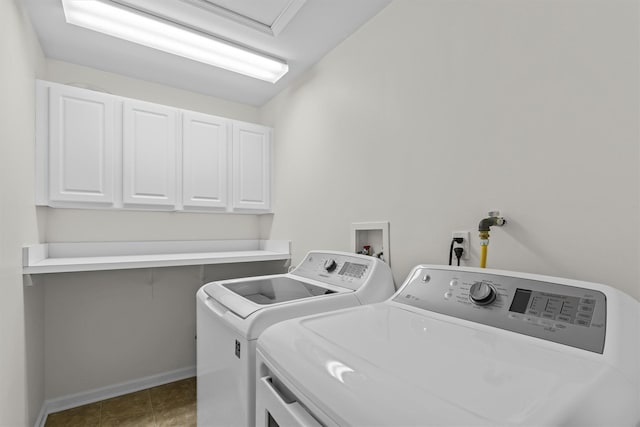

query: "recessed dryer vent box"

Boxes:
[351, 221, 390, 266]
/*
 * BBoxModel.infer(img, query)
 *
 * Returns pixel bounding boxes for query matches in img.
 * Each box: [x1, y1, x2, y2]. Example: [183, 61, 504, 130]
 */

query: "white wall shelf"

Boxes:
[23, 240, 290, 275]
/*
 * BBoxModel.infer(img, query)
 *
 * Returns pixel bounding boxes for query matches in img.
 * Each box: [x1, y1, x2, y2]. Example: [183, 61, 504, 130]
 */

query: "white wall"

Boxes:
[0, 0, 46, 425]
[46, 59, 259, 121]
[260, 0, 640, 300]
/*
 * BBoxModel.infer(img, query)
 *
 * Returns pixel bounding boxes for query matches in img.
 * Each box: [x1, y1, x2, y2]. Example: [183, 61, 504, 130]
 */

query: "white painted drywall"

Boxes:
[0, 1, 46, 425]
[260, 0, 640, 300]
[46, 59, 260, 122]
[44, 208, 263, 242]
[43, 261, 286, 399]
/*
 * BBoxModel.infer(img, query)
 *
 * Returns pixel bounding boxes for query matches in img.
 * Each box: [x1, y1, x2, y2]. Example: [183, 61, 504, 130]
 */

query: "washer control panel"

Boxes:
[393, 267, 606, 353]
[292, 252, 372, 290]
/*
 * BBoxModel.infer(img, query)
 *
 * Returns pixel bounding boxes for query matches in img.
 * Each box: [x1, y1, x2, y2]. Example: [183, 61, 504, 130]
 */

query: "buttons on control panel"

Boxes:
[295, 254, 375, 289]
[578, 305, 594, 313]
[392, 267, 607, 353]
[338, 262, 368, 279]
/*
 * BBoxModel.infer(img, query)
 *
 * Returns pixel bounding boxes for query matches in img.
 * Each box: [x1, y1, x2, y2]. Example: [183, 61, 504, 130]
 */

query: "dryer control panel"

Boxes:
[393, 267, 606, 353]
[291, 251, 375, 291]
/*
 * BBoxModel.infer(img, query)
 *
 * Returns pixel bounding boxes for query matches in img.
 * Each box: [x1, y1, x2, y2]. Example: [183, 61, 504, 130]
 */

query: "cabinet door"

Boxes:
[48, 85, 115, 204]
[182, 112, 228, 209]
[122, 100, 177, 207]
[232, 122, 271, 211]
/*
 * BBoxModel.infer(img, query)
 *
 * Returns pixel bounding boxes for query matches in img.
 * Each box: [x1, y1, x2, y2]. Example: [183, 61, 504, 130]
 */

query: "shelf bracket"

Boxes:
[23, 274, 34, 287]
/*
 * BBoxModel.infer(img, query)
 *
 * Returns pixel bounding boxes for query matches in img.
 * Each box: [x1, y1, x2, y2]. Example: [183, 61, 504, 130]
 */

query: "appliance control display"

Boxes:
[393, 267, 607, 353]
[292, 252, 373, 290]
[338, 262, 368, 279]
[509, 289, 594, 327]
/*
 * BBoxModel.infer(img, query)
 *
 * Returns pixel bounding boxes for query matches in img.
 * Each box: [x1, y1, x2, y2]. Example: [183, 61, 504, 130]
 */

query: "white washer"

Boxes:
[256, 265, 640, 426]
[196, 250, 395, 427]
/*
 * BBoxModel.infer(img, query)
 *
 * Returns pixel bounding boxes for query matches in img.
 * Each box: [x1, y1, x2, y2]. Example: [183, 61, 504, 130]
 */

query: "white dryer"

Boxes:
[256, 265, 640, 426]
[196, 250, 395, 427]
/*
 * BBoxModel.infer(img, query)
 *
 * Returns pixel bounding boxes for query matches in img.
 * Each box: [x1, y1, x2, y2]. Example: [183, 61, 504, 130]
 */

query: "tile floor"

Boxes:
[44, 377, 196, 427]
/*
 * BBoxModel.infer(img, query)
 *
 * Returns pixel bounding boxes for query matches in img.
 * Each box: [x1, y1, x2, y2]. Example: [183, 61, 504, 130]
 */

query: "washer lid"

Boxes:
[203, 276, 341, 319]
[258, 303, 638, 426]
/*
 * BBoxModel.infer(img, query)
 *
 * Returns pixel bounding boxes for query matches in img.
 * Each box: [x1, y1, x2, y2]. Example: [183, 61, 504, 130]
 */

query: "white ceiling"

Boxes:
[23, 0, 391, 106]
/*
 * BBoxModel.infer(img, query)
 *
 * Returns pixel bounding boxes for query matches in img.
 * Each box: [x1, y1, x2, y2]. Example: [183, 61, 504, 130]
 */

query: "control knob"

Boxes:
[323, 259, 338, 272]
[469, 281, 497, 306]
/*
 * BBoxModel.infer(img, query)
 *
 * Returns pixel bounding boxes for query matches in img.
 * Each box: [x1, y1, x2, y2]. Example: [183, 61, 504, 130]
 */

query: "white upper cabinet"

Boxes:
[122, 100, 177, 208]
[232, 122, 271, 211]
[47, 84, 115, 204]
[36, 81, 272, 213]
[182, 111, 228, 209]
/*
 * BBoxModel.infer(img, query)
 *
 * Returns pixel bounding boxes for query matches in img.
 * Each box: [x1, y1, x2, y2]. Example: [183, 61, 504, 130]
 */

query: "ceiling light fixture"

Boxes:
[61, 0, 289, 83]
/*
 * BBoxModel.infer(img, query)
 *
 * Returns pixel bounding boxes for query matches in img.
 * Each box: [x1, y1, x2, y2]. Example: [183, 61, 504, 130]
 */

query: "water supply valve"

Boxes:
[478, 211, 506, 268]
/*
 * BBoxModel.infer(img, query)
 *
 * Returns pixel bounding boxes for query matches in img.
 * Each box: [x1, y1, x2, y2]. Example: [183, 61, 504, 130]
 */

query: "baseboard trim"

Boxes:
[33, 403, 48, 427]
[35, 366, 196, 427]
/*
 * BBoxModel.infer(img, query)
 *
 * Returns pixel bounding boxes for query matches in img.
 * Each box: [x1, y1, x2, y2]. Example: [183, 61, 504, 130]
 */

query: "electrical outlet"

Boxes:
[452, 231, 470, 260]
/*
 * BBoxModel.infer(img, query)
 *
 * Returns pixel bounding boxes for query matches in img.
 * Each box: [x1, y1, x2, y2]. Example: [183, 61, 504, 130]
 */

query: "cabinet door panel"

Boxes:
[123, 101, 177, 207]
[233, 123, 271, 211]
[183, 112, 228, 209]
[49, 86, 115, 204]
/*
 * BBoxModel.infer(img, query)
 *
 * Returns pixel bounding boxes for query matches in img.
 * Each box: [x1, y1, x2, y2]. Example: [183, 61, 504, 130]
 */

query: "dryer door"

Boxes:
[256, 375, 324, 427]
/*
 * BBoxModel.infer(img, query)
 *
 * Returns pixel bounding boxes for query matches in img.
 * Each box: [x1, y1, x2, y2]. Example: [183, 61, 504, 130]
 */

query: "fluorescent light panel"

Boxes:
[61, 0, 289, 83]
